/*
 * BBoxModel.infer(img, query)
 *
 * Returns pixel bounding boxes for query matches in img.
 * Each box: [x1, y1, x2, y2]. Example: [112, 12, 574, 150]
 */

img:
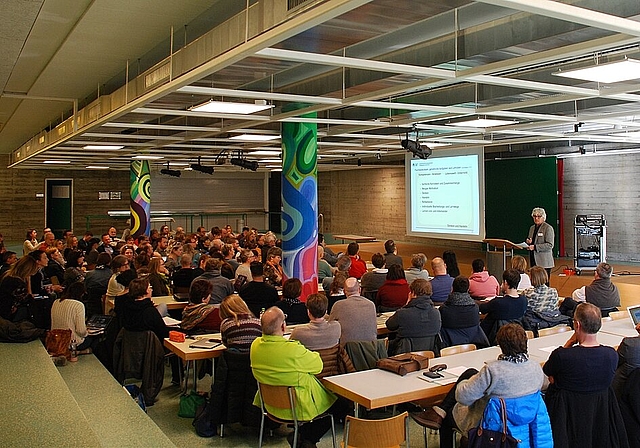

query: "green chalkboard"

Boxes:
[485, 157, 558, 257]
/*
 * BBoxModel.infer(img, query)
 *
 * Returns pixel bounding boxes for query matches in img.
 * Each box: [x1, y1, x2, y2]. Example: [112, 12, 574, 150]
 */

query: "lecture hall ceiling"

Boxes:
[2, 0, 640, 171]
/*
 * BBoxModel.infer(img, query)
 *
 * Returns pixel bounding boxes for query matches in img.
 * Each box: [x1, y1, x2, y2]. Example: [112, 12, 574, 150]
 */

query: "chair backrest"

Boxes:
[409, 350, 435, 359]
[525, 330, 535, 339]
[344, 411, 408, 448]
[440, 343, 477, 357]
[608, 310, 627, 320]
[537, 325, 571, 337]
[258, 383, 297, 421]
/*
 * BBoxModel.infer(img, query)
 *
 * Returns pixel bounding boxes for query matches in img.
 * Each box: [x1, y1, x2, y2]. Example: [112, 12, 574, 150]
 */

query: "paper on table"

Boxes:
[163, 316, 181, 327]
[539, 345, 560, 353]
[445, 366, 470, 377]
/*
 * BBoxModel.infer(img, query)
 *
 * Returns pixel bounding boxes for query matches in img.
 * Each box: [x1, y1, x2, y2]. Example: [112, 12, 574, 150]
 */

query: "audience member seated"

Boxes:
[512, 255, 532, 290]
[147, 257, 170, 297]
[468, 258, 499, 299]
[360, 253, 387, 302]
[219, 294, 262, 353]
[326, 272, 347, 313]
[83, 253, 112, 317]
[0, 256, 40, 322]
[106, 255, 131, 301]
[172, 254, 203, 290]
[383, 239, 403, 268]
[569, 262, 620, 315]
[439, 276, 489, 348]
[29, 249, 63, 299]
[181, 279, 221, 334]
[251, 307, 342, 448]
[193, 258, 234, 304]
[23, 228, 42, 255]
[117, 277, 170, 343]
[612, 322, 640, 399]
[263, 247, 285, 287]
[479, 269, 527, 345]
[163, 244, 183, 274]
[238, 261, 279, 318]
[376, 264, 410, 312]
[442, 250, 460, 278]
[234, 249, 256, 291]
[346, 242, 367, 279]
[321, 254, 351, 292]
[524, 266, 560, 314]
[543, 302, 628, 448]
[411, 324, 551, 448]
[386, 279, 441, 356]
[329, 277, 377, 344]
[97, 233, 114, 256]
[316, 246, 334, 284]
[84, 237, 101, 269]
[275, 278, 310, 325]
[51, 282, 96, 354]
[429, 257, 454, 304]
[0, 251, 17, 276]
[290, 293, 341, 351]
[44, 247, 65, 284]
[318, 233, 339, 267]
[63, 250, 86, 288]
[404, 253, 430, 285]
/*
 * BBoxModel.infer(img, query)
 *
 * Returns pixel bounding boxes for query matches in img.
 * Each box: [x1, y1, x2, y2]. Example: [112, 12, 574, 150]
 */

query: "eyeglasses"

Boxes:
[532, 214, 543, 218]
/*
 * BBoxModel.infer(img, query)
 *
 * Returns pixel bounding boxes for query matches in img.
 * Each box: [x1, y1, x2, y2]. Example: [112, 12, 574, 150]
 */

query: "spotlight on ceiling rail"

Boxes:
[190, 157, 214, 175]
[230, 157, 259, 171]
[401, 126, 432, 159]
[160, 163, 181, 177]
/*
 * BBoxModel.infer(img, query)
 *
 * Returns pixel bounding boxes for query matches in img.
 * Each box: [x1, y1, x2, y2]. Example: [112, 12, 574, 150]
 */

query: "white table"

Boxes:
[526, 330, 624, 361]
[600, 317, 638, 338]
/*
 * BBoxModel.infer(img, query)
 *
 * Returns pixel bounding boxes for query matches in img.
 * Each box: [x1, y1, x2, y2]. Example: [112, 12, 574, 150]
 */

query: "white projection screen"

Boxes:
[405, 147, 485, 242]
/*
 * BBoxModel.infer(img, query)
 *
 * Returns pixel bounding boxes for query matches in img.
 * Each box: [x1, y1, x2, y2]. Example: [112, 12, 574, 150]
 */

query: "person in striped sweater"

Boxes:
[219, 294, 261, 353]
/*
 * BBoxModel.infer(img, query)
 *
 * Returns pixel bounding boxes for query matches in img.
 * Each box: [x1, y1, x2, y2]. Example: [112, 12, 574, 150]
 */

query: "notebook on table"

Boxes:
[86, 314, 113, 334]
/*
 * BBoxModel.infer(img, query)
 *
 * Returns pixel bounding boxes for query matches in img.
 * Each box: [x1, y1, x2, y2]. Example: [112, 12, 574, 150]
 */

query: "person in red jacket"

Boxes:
[346, 242, 367, 279]
[377, 264, 410, 311]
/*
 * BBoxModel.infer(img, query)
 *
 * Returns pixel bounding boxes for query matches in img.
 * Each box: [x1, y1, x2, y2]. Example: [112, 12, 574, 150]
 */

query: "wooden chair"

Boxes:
[608, 310, 628, 320]
[526, 330, 535, 339]
[257, 383, 337, 448]
[440, 344, 477, 357]
[537, 325, 572, 337]
[410, 350, 436, 360]
[343, 411, 409, 448]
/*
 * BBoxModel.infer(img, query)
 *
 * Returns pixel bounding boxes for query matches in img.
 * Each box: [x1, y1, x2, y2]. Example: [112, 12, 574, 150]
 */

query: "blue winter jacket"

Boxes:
[481, 391, 553, 448]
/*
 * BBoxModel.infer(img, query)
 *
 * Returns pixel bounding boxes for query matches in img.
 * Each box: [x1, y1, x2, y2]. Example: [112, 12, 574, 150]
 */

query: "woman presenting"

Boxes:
[526, 207, 554, 280]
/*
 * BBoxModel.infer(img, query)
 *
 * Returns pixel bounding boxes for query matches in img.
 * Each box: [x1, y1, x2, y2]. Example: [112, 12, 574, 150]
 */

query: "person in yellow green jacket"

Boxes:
[251, 306, 338, 448]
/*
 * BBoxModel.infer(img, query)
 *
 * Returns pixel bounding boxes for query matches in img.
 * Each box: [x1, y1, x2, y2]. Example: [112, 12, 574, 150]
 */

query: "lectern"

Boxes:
[483, 239, 524, 278]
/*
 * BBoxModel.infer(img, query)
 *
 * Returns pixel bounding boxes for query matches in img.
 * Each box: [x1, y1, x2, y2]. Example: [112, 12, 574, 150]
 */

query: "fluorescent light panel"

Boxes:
[83, 145, 124, 150]
[43, 160, 71, 164]
[554, 59, 640, 83]
[190, 100, 273, 114]
[86, 165, 110, 169]
[132, 155, 164, 160]
[230, 134, 280, 141]
[249, 150, 281, 156]
[449, 118, 518, 128]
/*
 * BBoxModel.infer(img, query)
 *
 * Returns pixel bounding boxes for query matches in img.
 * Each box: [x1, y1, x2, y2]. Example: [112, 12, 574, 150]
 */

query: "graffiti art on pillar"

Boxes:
[282, 113, 318, 300]
[130, 160, 151, 238]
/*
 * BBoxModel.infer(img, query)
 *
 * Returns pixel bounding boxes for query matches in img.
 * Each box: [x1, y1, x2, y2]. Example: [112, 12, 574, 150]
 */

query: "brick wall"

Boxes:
[0, 154, 130, 242]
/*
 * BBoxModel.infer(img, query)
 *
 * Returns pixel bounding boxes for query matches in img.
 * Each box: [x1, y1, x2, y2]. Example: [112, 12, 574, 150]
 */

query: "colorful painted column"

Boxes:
[281, 113, 318, 300]
[129, 160, 151, 238]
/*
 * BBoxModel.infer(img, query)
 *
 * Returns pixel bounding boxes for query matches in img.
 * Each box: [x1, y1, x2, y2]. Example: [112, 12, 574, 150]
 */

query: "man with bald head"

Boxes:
[251, 307, 338, 448]
[430, 257, 454, 304]
[329, 277, 377, 344]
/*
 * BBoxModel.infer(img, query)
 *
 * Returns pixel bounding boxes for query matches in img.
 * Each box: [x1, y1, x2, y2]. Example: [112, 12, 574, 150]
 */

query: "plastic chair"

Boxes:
[537, 325, 571, 337]
[440, 344, 476, 357]
[343, 411, 409, 448]
[525, 330, 535, 339]
[608, 310, 627, 320]
[257, 383, 337, 448]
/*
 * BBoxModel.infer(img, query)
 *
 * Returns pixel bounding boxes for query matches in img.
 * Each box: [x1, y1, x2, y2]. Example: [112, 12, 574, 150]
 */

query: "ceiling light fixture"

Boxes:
[553, 58, 640, 83]
[449, 118, 518, 128]
[249, 150, 282, 156]
[86, 165, 110, 169]
[190, 100, 273, 114]
[401, 126, 432, 160]
[230, 155, 259, 171]
[160, 163, 181, 177]
[190, 157, 214, 175]
[230, 134, 280, 141]
[83, 144, 124, 150]
[43, 160, 71, 164]
[132, 155, 164, 160]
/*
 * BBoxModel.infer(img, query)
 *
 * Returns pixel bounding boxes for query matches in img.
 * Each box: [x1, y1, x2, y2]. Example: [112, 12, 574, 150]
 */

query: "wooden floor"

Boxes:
[327, 240, 640, 310]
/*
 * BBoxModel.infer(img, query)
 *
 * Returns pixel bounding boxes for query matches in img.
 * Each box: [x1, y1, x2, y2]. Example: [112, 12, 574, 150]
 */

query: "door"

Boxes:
[45, 179, 73, 238]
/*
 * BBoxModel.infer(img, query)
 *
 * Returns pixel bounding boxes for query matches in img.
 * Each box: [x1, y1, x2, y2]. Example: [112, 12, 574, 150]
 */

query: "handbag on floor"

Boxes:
[178, 391, 206, 418]
[45, 328, 72, 359]
[468, 397, 519, 448]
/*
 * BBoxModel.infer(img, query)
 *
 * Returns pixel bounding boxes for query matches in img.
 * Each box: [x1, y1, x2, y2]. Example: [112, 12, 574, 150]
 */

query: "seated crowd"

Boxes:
[1, 227, 638, 448]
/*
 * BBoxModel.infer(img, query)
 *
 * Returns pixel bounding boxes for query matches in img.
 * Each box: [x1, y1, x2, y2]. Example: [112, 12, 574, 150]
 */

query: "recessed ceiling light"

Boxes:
[86, 165, 110, 169]
[249, 150, 282, 156]
[553, 59, 640, 83]
[43, 160, 71, 164]
[449, 118, 518, 128]
[260, 159, 282, 163]
[190, 100, 273, 114]
[132, 155, 164, 160]
[83, 145, 124, 150]
[230, 134, 280, 141]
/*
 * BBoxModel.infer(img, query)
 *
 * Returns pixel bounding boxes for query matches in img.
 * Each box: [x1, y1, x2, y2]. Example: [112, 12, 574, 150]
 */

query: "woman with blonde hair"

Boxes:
[525, 266, 560, 314]
[512, 255, 532, 290]
[219, 294, 261, 353]
[147, 257, 170, 296]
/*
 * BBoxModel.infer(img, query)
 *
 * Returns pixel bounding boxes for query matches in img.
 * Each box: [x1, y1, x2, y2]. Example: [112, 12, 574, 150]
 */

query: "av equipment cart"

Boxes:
[574, 214, 606, 275]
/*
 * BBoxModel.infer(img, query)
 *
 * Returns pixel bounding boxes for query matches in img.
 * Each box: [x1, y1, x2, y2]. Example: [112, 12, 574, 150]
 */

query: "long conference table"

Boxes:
[322, 317, 637, 416]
